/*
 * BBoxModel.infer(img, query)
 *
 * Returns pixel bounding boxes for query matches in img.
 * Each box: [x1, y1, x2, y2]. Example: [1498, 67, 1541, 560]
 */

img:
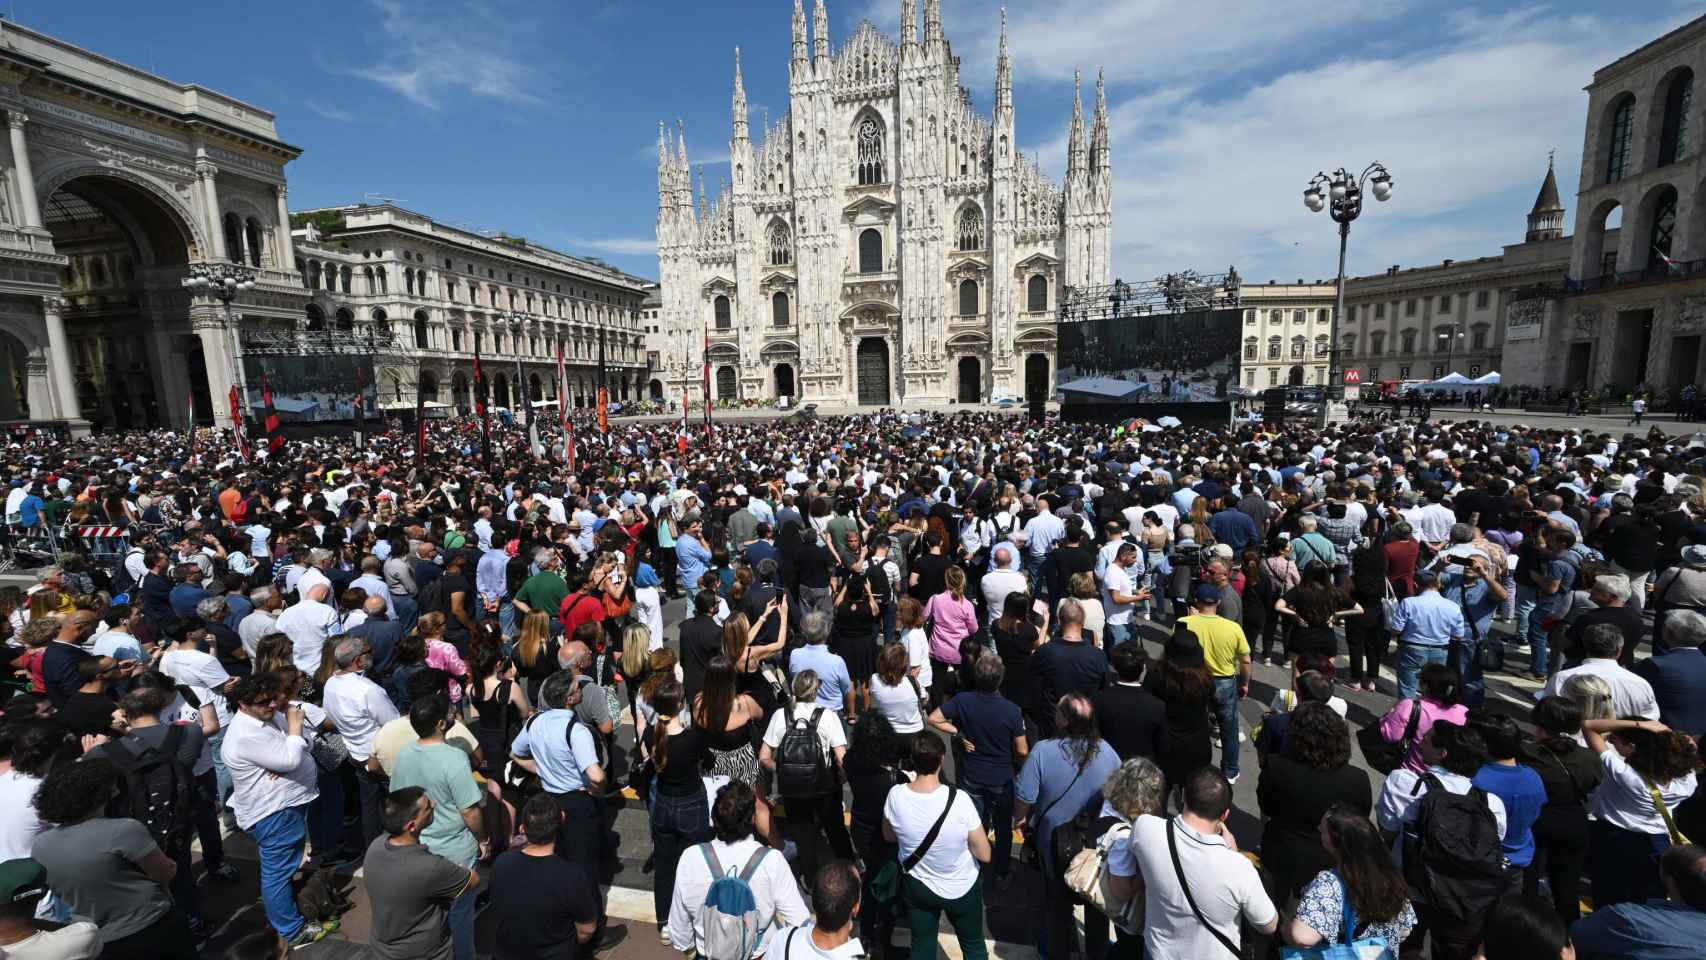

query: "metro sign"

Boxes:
[1342, 369, 1362, 384]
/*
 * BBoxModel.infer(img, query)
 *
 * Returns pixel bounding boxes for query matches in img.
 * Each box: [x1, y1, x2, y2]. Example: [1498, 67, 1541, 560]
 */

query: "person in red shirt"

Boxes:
[559, 568, 609, 636]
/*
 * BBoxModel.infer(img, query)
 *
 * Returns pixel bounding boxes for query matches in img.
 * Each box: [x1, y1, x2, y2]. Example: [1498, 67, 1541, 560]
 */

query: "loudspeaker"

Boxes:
[1028, 397, 1046, 422]
[1262, 388, 1287, 423]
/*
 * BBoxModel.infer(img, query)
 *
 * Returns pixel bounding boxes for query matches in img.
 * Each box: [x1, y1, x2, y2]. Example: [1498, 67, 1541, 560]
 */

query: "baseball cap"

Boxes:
[0, 858, 48, 904]
[1192, 582, 1221, 603]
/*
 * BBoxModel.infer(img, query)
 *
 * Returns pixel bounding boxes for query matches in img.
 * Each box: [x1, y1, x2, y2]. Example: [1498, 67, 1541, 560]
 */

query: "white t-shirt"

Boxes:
[167, 693, 216, 777]
[882, 783, 983, 899]
[1103, 564, 1137, 625]
[0, 770, 43, 861]
[902, 627, 933, 690]
[1112, 815, 1276, 959]
[159, 648, 233, 724]
[0, 921, 100, 959]
[762, 703, 848, 759]
[1591, 745, 1699, 836]
[867, 675, 925, 733]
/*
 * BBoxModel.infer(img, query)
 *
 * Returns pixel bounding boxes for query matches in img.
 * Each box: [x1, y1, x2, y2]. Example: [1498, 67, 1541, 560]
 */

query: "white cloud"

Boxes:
[305, 100, 356, 123]
[349, 0, 545, 110]
[564, 237, 658, 256]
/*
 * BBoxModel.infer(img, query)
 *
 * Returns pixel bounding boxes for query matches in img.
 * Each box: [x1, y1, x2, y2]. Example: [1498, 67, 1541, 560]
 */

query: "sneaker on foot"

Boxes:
[1226, 773, 1241, 785]
[592, 924, 629, 955]
[661, 927, 673, 947]
[202, 862, 240, 884]
[288, 925, 330, 949]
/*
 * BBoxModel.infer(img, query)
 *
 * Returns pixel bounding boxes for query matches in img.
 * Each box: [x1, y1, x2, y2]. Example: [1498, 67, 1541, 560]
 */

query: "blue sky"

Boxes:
[18, 0, 1702, 284]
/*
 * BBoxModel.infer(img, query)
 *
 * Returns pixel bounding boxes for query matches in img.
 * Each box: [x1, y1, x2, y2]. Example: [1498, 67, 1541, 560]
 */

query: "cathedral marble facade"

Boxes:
[654, 0, 1113, 407]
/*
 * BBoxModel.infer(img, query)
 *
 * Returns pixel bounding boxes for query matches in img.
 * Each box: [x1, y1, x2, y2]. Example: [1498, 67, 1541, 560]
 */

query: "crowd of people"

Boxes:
[0, 407, 1703, 960]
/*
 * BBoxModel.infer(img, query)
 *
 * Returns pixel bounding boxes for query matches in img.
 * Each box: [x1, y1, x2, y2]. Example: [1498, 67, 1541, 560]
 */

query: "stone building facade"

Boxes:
[1510, 14, 1706, 397]
[1236, 283, 1337, 390]
[291, 204, 650, 413]
[654, 0, 1112, 407]
[0, 21, 307, 432]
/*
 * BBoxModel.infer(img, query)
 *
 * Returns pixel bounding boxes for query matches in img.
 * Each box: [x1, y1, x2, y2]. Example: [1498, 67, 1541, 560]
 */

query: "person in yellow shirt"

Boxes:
[1180, 583, 1253, 783]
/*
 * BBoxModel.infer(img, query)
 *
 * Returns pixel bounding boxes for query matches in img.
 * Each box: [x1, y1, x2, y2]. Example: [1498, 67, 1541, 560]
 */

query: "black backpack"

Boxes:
[106, 724, 195, 850]
[775, 707, 834, 799]
[1400, 774, 1509, 920]
[110, 548, 142, 596]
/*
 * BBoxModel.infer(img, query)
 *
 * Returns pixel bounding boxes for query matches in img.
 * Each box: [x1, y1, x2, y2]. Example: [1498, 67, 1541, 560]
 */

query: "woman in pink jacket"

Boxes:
[921, 565, 978, 706]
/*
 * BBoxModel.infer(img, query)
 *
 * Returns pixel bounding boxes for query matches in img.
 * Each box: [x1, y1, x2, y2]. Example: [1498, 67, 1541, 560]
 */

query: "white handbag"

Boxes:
[1381, 578, 1401, 630]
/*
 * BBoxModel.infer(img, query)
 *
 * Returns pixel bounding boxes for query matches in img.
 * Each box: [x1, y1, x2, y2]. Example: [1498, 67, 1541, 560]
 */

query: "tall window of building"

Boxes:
[1660, 70, 1694, 165]
[772, 291, 790, 326]
[1244, 338, 1257, 361]
[859, 229, 883, 273]
[1027, 275, 1048, 312]
[1401, 330, 1416, 353]
[958, 207, 983, 251]
[958, 279, 978, 315]
[1438, 295, 1451, 313]
[714, 295, 732, 329]
[1474, 290, 1490, 310]
[1291, 336, 1305, 359]
[857, 116, 887, 185]
[1607, 97, 1635, 182]
[1245, 309, 1256, 324]
[1651, 187, 1679, 258]
[769, 222, 792, 266]
[1267, 337, 1281, 360]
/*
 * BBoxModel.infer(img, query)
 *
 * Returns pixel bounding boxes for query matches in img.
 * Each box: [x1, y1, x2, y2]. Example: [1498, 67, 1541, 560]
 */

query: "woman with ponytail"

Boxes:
[644, 679, 709, 938]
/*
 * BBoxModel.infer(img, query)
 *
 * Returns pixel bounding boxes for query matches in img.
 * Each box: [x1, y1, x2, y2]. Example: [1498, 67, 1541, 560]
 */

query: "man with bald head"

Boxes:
[556, 639, 615, 741]
[41, 608, 113, 707]
[277, 581, 339, 674]
[346, 594, 402, 681]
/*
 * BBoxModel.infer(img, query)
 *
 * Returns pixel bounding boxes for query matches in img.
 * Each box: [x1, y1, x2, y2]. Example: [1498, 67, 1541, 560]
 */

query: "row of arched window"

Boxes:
[1603, 67, 1693, 184]
[710, 274, 1050, 329]
[222, 213, 266, 268]
[293, 256, 638, 326]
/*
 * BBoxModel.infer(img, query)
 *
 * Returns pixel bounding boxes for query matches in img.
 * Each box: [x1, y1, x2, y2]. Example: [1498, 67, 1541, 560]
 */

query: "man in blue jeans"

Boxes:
[929, 653, 1027, 884]
[1438, 542, 1506, 707]
[1178, 584, 1251, 784]
[222, 678, 334, 948]
[1526, 526, 1576, 681]
[1390, 568, 1465, 701]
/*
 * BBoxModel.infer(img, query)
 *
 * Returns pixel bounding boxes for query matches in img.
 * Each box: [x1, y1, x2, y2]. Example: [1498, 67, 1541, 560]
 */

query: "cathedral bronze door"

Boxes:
[957, 356, 981, 403]
[857, 338, 890, 406]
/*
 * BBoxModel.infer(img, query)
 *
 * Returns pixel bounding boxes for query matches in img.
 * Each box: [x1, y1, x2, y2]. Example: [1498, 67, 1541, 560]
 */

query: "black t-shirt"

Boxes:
[1050, 544, 1098, 589]
[439, 572, 474, 630]
[490, 849, 600, 960]
[940, 691, 1024, 788]
[1027, 638, 1110, 725]
[57, 690, 122, 738]
[795, 544, 834, 589]
[679, 615, 723, 702]
[207, 622, 248, 677]
[1090, 682, 1169, 763]
[910, 554, 952, 600]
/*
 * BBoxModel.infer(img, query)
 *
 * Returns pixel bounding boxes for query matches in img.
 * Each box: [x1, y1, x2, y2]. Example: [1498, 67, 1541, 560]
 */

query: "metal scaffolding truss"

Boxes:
[1060, 267, 1243, 322]
[237, 327, 424, 399]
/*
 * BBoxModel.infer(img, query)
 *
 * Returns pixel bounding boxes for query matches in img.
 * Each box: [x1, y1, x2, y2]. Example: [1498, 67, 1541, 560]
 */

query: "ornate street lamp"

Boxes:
[181, 262, 257, 427]
[1304, 162, 1394, 425]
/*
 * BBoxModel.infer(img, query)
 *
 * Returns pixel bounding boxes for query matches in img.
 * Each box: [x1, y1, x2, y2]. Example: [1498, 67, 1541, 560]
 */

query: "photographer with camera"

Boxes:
[1435, 529, 1506, 708]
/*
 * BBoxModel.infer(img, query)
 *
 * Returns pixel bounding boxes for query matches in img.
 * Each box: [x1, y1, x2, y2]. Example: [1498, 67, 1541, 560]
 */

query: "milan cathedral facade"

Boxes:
[654, 0, 1113, 407]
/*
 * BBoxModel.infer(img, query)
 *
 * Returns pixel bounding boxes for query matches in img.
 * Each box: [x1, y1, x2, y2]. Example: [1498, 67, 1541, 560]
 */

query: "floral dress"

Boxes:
[1294, 869, 1416, 950]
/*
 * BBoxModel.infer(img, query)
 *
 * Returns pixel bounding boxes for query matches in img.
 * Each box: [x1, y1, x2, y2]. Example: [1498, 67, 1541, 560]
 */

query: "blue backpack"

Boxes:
[695, 843, 770, 960]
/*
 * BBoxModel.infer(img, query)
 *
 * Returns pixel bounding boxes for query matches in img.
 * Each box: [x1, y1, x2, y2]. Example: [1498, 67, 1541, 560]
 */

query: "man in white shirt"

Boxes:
[762, 862, 865, 960]
[295, 549, 334, 603]
[668, 781, 808, 954]
[1108, 767, 1276, 959]
[980, 544, 1028, 614]
[320, 637, 399, 846]
[1102, 543, 1146, 646]
[221, 680, 326, 947]
[1414, 490, 1459, 549]
[1541, 622, 1660, 720]
[276, 582, 339, 675]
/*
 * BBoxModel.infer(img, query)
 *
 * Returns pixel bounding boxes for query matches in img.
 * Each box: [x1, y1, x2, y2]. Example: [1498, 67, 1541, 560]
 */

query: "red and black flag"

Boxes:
[352, 365, 367, 449]
[701, 322, 712, 433]
[678, 387, 690, 455]
[415, 388, 427, 469]
[557, 339, 574, 470]
[260, 375, 285, 455]
[473, 340, 491, 471]
[228, 385, 249, 462]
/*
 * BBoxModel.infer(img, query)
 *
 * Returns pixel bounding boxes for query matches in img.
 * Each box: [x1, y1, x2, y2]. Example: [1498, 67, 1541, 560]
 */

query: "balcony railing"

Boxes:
[1569, 258, 1706, 294]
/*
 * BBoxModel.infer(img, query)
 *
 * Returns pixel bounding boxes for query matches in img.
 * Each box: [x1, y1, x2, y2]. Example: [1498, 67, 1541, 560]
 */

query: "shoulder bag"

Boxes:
[1022, 758, 1087, 869]
[1278, 871, 1392, 960]
[1166, 818, 1242, 958]
[1357, 699, 1422, 776]
[870, 784, 960, 903]
[1640, 772, 1693, 846]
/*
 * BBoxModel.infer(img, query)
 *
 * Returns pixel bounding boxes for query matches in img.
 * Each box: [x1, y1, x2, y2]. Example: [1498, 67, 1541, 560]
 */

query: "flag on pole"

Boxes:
[701, 321, 712, 433]
[597, 387, 609, 439]
[352, 364, 366, 449]
[187, 385, 197, 462]
[415, 388, 427, 469]
[260, 376, 284, 455]
[1655, 245, 1683, 273]
[228, 385, 248, 462]
[473, 340, 491, 471]
[557, 339, 574, 470]
[679, 387, 690, 455]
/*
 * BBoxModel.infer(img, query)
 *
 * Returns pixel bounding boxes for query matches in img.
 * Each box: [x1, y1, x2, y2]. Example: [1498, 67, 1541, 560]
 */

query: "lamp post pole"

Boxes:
[1304, 162, 1394, 427]
[181, 262, 257, 430]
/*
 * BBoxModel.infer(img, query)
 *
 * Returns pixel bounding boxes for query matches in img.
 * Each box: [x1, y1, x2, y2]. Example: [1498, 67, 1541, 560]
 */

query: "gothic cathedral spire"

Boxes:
[1525, 151, 1565, 242]
[995, 8, 1011, 111]
[731, 48, 748, 142]
[1067, 69, 1087, 178]
[812, 0, 829, 63]
[792, 0, 808, 66]
[1090, 68, 1109, 173]
[901, 0, 916, 48]
[924, 0, 942, 49]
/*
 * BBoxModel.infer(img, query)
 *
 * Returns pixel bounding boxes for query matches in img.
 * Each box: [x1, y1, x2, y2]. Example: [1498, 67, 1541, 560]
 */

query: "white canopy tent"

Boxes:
[1410, 372, 1473, 393]
[1471, 371, 1501, 386]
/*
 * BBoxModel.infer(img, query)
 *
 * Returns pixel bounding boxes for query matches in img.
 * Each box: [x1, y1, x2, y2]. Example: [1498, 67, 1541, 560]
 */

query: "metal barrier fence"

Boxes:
[0, 522, 131, 573]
